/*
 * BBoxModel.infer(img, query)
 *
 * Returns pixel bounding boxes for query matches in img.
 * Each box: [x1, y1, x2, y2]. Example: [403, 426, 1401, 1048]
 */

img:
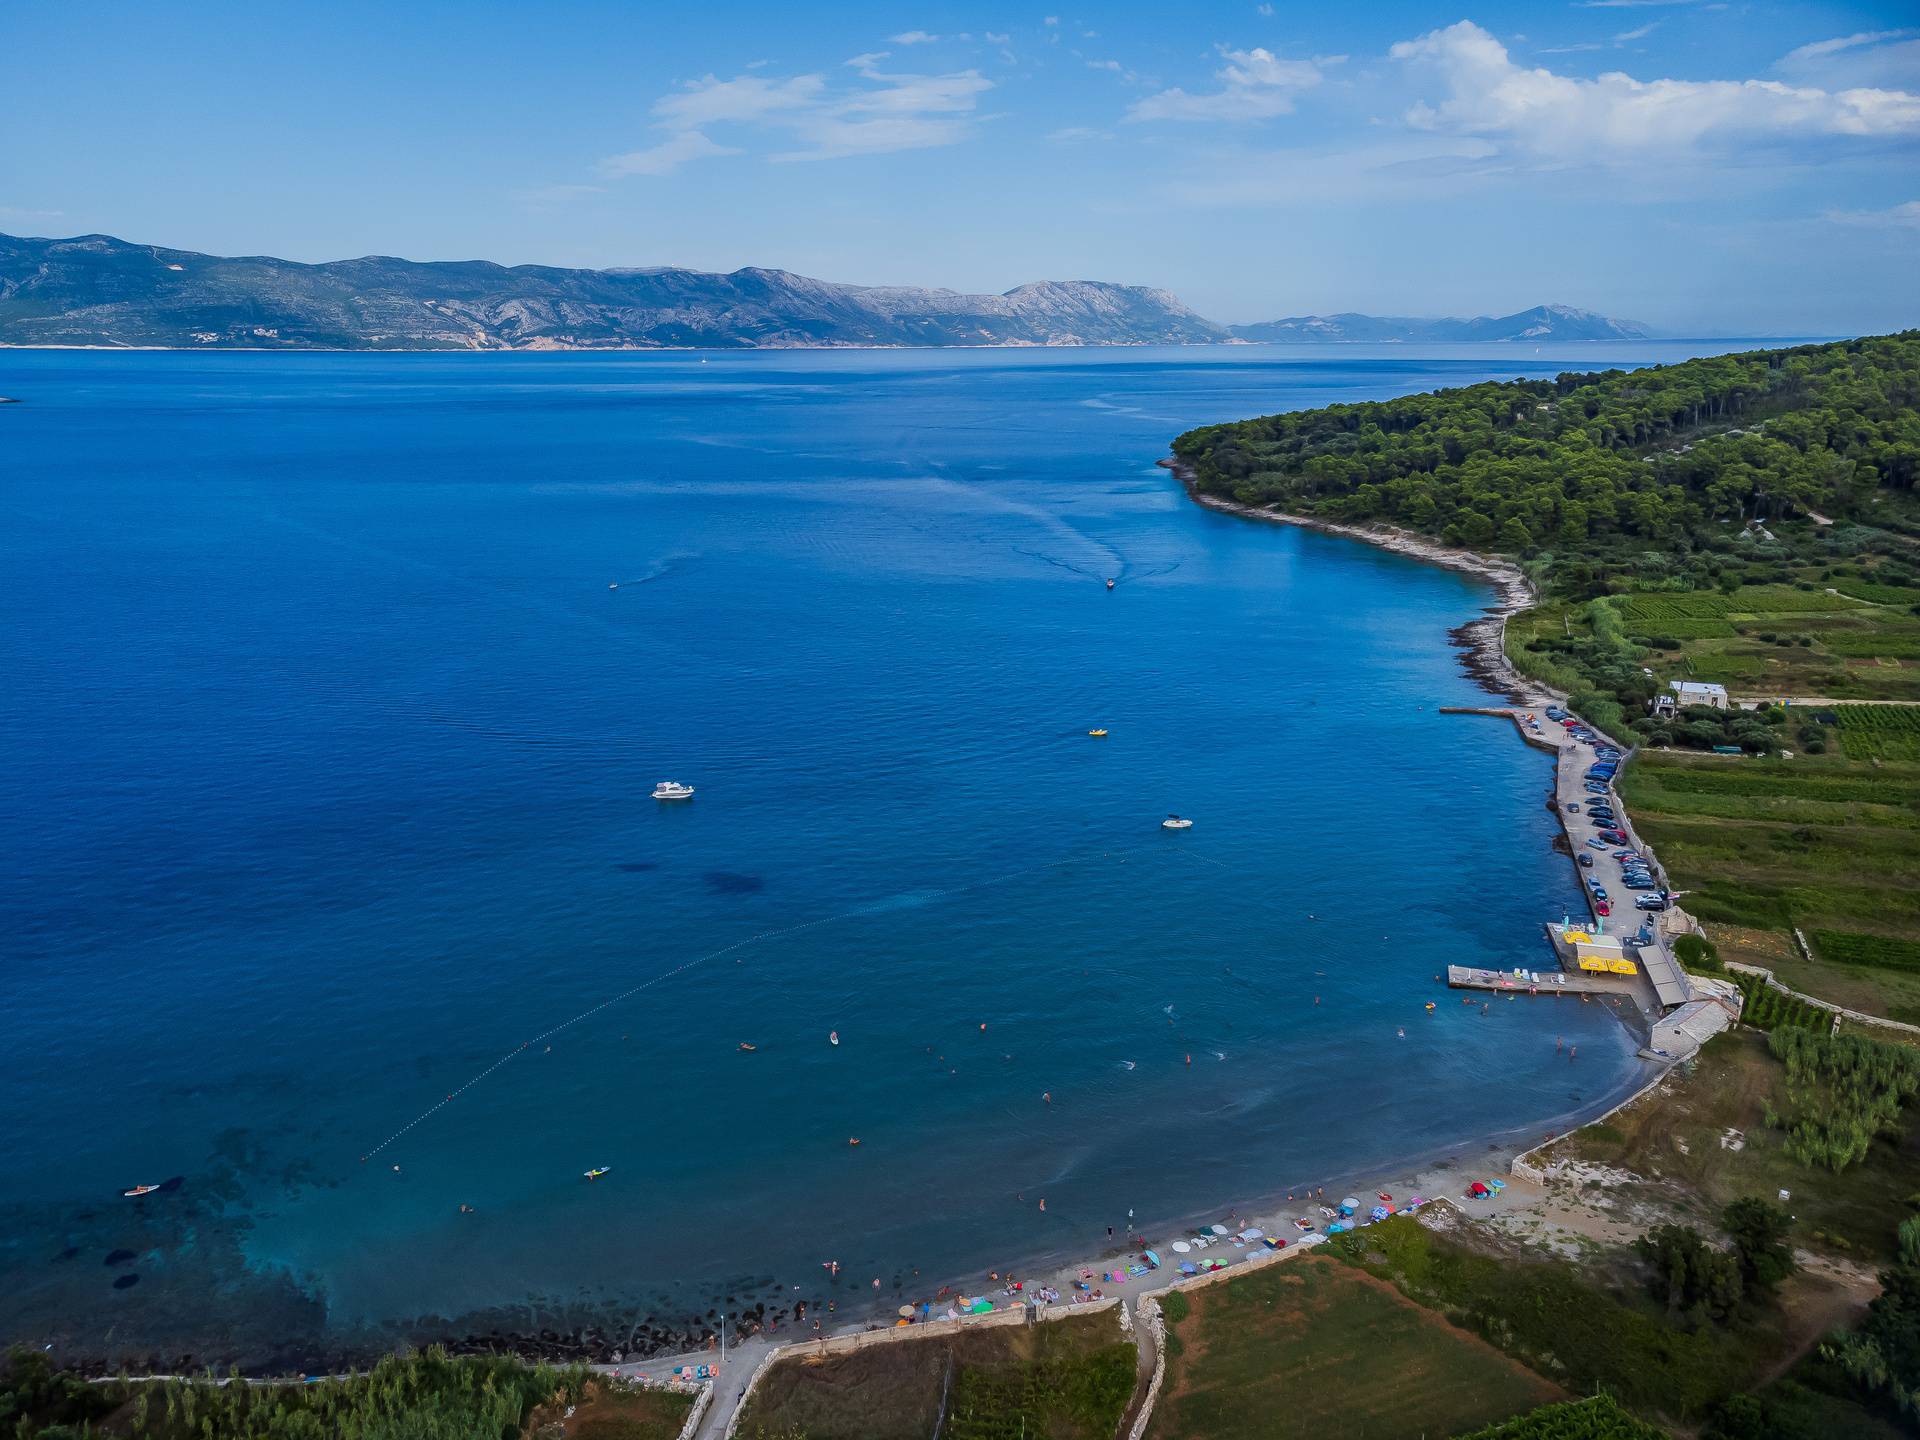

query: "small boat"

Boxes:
[1161, 815, 1193, 830]
[738, 1042, 757, 1052]
[584, 1167, 611, 1180]
[829, 1031, 839, 1046]
[651, 780, 695, 800]
[1105, 579, 1114, 590]
[609, 582, 618, 590]
[1088, 728, 1108, 737]
[848, 1138, 861, 1147]
[122, 1184, 160, 1198]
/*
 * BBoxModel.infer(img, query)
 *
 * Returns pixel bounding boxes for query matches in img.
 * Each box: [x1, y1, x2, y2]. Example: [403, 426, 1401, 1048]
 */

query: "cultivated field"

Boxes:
[736, 1309, 1137, 1440]
[1144, 1255, 1563, 1440]
[1619, 748, 1920, 1019]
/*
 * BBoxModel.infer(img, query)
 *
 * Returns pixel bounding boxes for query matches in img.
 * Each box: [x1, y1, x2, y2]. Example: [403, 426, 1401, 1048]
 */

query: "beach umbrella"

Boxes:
[1340, 1197, 1360, 1213]
[898, 1306, 914, 1318]
[1209, 1224, 1229, 1236]
[1238, 1228, 1263, 1242]
[1369, 1205, 1390, 1221]
[1468, 1182, 1490, 1197]
[1143, 1250, 1162, 1268]
[1171, 1240, 1190, 1254]
[1179, 1262, 1197, 1275]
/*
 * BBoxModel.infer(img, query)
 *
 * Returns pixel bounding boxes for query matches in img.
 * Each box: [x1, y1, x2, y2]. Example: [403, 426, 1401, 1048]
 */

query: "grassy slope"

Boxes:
[1146, 1255, 1563, 1440]
[1564, 1030, 1920, 1263]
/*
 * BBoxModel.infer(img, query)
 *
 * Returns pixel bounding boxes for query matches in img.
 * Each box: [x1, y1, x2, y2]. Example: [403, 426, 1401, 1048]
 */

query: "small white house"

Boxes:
[1652, 680, 1730, 717]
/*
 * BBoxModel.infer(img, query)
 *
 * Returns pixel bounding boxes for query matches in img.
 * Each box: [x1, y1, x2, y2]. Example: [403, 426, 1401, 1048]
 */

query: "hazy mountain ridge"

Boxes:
[1229, 304, 1653, 343]
[0, 233, 1227, 350]
[0, 232, 1655, 350]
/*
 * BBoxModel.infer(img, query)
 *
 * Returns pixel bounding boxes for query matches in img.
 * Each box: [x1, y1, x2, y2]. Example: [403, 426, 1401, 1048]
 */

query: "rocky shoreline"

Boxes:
[1158, 458, 1551, 706]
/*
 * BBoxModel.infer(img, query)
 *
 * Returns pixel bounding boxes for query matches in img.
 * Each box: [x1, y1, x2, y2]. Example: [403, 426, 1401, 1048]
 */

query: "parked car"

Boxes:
[1596, 901, 1613, 916]
[1578, 854, 1595, 868]
[1635, 895, 1669, 911]
[1600, 831, 1629, 844]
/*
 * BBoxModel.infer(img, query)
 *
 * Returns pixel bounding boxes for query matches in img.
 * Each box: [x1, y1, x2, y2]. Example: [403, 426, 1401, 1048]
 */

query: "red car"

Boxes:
[1596, 901, 1612, 916]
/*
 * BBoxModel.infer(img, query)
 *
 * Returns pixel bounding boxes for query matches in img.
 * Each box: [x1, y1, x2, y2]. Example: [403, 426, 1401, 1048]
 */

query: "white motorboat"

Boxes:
[1162, 814, 1193, 830]
[652, 780, 695, 801]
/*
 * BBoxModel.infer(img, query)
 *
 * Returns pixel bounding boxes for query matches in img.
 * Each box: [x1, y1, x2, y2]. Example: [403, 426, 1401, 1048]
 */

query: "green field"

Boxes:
[1145, 1255, 1563, 1440]
[737, 1309, 1136, 1440]
[1324, 1210, 1819, 1430]
[1618, 748, 1920, 1020]
[1608, 586, 1920, 703]
[1834, 704, 1920, 761]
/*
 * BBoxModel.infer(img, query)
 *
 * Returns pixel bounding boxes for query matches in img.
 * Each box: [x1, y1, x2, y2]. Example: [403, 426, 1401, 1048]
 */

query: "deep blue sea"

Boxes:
[0, 341, 1756, 1362]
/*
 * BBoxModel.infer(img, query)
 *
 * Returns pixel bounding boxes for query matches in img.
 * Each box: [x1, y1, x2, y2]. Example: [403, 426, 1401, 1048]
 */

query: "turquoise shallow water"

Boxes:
[0, 343, 1741, 1361]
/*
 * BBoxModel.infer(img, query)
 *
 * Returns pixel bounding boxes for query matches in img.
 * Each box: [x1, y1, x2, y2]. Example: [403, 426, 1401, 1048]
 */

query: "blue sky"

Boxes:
[3, 1, 1917, 333]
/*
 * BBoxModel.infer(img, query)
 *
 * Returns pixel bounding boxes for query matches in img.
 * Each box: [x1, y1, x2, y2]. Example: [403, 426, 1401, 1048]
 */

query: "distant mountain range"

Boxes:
[1228, 305, 1653, 344]
[0, 232, 1655, 350]
[1228, 305, 1651, 345]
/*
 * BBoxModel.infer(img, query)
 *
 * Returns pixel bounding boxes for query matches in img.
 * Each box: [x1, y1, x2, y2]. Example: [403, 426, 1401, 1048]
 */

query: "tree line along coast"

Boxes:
[1165, 328, 1920, 1436]
[1178, 330, 1920, 1014]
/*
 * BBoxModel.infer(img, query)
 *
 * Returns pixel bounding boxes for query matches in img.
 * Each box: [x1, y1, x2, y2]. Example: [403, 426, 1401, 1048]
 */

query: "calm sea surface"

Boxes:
[0, 342, 1758, 1360]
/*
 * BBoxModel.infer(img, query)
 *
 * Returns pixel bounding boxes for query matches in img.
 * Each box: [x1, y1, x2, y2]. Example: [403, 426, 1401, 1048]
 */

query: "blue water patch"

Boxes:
[0, 342, 1732, 1359]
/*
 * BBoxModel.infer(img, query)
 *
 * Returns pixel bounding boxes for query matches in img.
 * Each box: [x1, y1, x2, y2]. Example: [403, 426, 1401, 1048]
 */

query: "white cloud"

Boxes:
[1777, 29, 1920, 92]
[1047, 126, 1112, 142]
[984, 31, 1010, 45]
[1614, 23, 1658, 43]
[1128, 44, 1335, 122]
[890, 31, 940, 45]
[1391, 20, 1920, 160]
[652, 73, 827, 130]
[600, 130, 742, 178]
[602, 59, 994, 174]
[1783, 30, 1912, 66]
[1826, 198, 1920, 227]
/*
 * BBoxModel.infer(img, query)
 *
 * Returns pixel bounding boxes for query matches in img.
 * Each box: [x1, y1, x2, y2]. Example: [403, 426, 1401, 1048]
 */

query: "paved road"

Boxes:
[597, 1333, 774, 1440]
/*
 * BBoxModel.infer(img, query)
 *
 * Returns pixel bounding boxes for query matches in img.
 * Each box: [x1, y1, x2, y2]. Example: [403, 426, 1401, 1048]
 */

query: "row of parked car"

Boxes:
[1545, 707, 1670, 915]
